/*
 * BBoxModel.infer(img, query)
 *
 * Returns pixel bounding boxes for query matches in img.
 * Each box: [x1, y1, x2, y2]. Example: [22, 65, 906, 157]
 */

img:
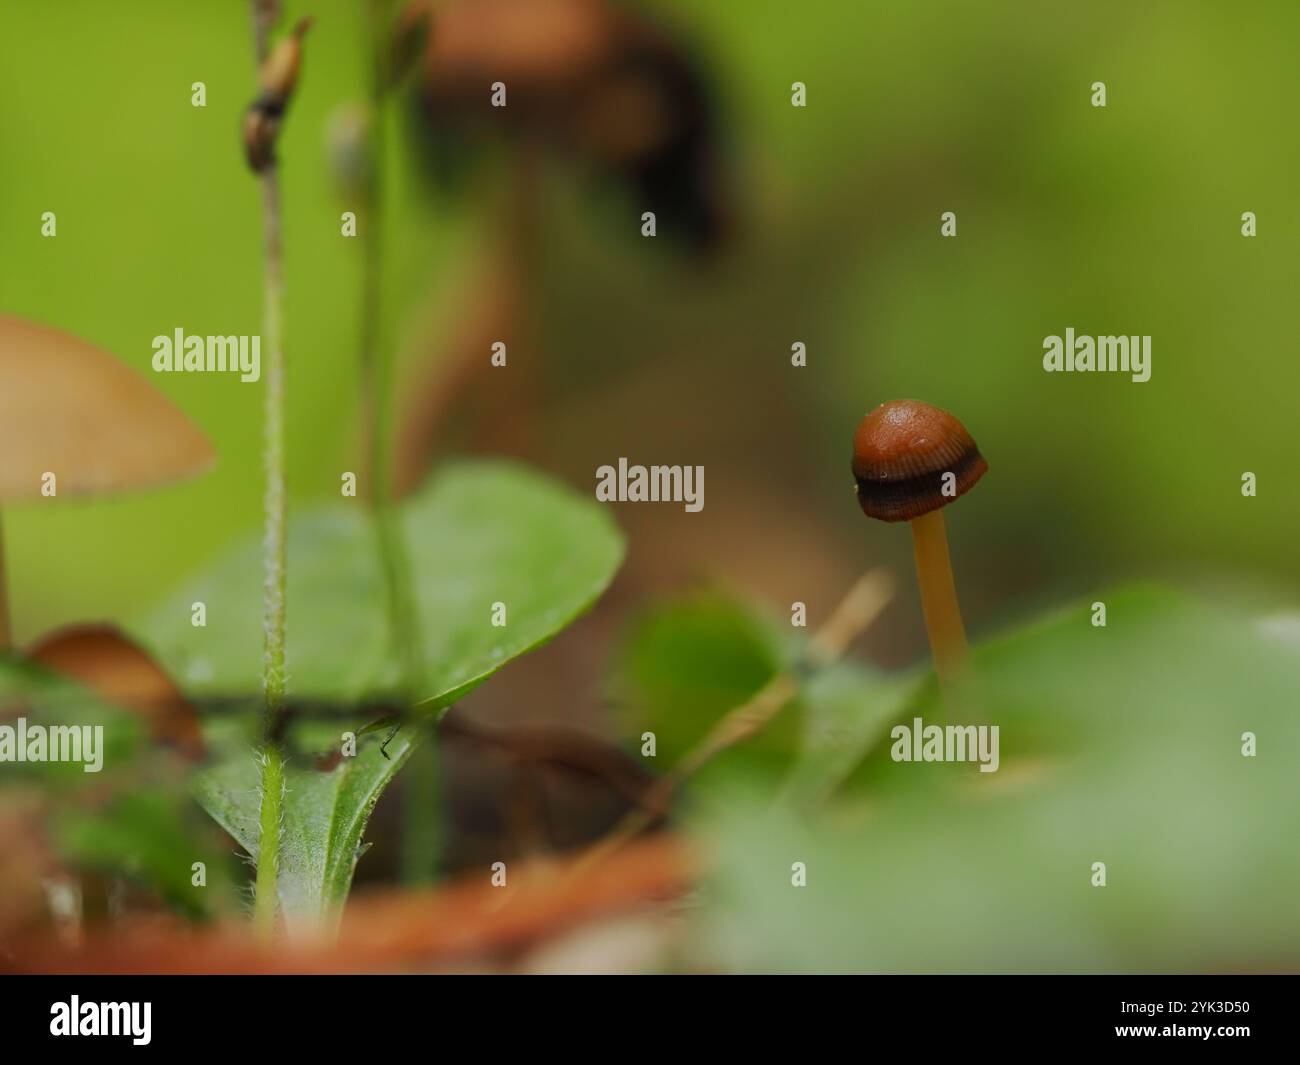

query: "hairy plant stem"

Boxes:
[253, 744, 285, 939]
[251, 0, 286, 939]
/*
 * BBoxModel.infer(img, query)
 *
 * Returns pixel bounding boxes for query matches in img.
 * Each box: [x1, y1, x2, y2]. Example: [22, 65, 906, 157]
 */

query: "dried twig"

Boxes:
[7, 836, 694, 974]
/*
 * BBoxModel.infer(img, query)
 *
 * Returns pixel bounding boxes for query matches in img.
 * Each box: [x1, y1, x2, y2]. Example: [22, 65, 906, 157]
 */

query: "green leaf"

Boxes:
[194, 714, 420, 932]
[693, 587, 1300, 972]
[132, 459, 624, 928]
[402, 460, 624, 707]
[132, 459, 626, 708]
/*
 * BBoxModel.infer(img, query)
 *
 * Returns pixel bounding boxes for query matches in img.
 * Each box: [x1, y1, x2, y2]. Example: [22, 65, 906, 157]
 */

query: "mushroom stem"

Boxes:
[0, 507, 10, 651]
[908, 509, 968, 684]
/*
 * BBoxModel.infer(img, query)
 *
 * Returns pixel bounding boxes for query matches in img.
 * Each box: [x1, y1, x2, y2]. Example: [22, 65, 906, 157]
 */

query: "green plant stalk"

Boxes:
[260, 170, 288, 722]
[398, 724, 442, 885]
[360, 0, 436, 886]
[361, 0, 422, 700]
[362, 197, 421, 699]
[251, 0, 287, 938]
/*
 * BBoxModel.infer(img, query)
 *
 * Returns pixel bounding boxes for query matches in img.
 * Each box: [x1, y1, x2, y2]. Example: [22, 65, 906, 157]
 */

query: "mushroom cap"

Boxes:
[0, 316, 215, 501]
[29, 624, 206, 762]
[852, 399, 987, 522]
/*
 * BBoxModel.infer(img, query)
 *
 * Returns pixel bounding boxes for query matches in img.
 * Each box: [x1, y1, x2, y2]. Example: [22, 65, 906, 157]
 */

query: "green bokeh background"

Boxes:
[1, 0, 452, 639]
[2, 0, 1297, 647]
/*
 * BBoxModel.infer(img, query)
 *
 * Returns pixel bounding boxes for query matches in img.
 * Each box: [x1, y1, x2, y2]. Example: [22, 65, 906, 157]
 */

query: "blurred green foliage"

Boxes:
[2, 0, 1296, 643]
[0, 656, 234, 916]
[55, 788, 235, 919]
[610, 591, 788, 766]
[0, 0, 460, 638]
[680, 587, 1300, 972]
[3, 0, 1298, 967]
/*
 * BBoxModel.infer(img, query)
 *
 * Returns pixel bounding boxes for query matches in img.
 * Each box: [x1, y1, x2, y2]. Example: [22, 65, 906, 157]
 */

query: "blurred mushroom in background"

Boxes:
[0, 316, 215, 650]
[396, 0, 727, 247]
[389, 0, 731, 493]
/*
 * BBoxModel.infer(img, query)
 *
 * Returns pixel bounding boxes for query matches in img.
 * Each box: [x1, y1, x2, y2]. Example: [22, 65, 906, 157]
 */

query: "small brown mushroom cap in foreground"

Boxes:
[0, 316, 215, 501]
[852, 399, 987, 522]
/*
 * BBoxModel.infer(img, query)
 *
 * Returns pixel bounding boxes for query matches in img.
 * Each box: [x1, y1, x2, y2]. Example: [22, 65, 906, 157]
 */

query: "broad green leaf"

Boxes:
[132, 459, 624, 927]
[132, 459, 625, 708]
[404, 461, 624, 706]
[194, 714, 420, 933]
[693, 587, 1300, 973]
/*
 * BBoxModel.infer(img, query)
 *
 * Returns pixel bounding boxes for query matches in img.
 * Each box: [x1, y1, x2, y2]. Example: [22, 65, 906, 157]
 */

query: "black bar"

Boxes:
[0, 974, 1292, 1052]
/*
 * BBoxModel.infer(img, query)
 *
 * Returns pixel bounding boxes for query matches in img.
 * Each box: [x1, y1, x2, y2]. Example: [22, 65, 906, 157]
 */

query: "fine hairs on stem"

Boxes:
[249, 0, 291, 940]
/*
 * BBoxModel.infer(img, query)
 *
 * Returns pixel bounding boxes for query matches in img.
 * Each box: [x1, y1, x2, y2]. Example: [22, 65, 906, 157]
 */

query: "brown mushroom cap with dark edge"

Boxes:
[852, 399, 987, 523]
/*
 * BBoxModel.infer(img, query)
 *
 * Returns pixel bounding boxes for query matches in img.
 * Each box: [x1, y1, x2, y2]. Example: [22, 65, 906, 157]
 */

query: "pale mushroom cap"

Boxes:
[0, 316, 215, 501]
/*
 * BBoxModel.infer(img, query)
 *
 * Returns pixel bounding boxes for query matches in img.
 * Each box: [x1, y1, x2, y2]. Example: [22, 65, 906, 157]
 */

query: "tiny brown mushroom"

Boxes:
[0, 315, 215, 649]
[852, 399, 987, 684]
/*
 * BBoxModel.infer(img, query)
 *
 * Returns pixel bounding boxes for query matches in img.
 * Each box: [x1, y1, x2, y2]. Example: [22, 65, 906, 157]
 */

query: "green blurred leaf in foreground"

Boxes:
[54, 788, 234, 919]
[130, 459, 625, 928]
[693, 587, 1300, 973]
[608, 588, 916, 792]
[609, 592, 790, 770]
